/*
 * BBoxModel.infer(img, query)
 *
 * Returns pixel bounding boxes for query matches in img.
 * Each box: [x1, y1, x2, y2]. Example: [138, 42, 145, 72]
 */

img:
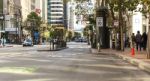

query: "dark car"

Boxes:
[23, 39, 33, 47]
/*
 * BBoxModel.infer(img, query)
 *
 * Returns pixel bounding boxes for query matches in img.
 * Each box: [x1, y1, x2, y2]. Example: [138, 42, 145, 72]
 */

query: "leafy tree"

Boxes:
[66, 30, 73, 41]
[74, 32, 81, 38]
[102, 0, 140, 50]
[26, 12, 42, 32]
[139, 0, 150, 58]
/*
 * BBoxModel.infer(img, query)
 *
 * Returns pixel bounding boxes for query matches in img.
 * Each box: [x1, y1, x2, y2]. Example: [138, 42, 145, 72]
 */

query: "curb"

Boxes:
[37, 47, 68, 51]
[0, 45, 13, 48]
[90, 48, 150, 73]
[115, 54, 150, 73]
[6, 45, 13, 47]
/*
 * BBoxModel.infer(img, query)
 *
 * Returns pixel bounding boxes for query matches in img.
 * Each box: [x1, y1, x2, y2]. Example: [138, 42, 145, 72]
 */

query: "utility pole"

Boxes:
[118, 0, 124, 51]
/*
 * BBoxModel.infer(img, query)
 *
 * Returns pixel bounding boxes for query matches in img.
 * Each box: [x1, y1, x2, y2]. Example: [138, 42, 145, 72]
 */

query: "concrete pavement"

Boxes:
[91, 48, 150, 74]
[0, 42, 150, 81]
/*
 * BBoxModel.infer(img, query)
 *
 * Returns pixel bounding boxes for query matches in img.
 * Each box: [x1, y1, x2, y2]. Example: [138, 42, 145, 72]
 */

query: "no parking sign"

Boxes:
[96, 17, 103, 27]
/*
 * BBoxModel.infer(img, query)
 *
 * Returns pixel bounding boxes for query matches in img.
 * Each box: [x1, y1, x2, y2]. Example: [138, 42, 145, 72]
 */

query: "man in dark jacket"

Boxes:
[131, 33, 136, 48]
[135, 31, 142, 51]
[142, 32, 147, 50]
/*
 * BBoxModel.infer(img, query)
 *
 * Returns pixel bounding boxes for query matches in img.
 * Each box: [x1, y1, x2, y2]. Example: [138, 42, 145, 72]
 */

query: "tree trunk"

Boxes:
[147, 27, 150, 58]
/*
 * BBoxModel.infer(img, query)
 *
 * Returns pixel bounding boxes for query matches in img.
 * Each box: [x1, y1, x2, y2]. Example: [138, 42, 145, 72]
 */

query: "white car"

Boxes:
[23, 39, 33, 47]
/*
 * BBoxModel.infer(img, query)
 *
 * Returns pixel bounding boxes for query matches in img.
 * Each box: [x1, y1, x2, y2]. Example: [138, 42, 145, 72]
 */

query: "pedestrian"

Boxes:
[131, 33, 136, 48]
[141, 32, 147, 50]
[125, 36, 129, 47]
[135, 31, 142, 51]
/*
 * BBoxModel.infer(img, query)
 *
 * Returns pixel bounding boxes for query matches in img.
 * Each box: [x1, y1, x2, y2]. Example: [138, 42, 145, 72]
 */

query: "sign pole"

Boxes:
[96, 17, 103, 52]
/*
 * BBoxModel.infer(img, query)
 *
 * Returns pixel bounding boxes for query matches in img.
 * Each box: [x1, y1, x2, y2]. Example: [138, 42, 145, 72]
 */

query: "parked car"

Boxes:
[23, 39, 33, 47]
[75, 37, 87, 42]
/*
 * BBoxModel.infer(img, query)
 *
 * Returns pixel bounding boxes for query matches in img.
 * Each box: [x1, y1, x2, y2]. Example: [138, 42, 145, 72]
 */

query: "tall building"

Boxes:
[35, 0, 47, 22]
[21, 0, 32, 21]
[31, 0, 36, 11]
[63, 0, 68, 29]
[68, 1, 76, 31]
[47, 0, 64, 26]
[42, 0, 47, 22]
[0, 0, 22, 44]
[0, 0, 3, 39]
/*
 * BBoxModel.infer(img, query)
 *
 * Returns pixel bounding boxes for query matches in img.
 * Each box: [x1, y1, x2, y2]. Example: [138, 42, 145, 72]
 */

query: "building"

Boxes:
[21, 0, 32, 21]
[0, 0, 22, 44]
[47, 0, 64, 26]
[31, 0, 36, 11]
[68, 1, 75, 31]
[42, 0, 48, 22]
[34, 0, 47, 23]
[0, 0, 3, 40]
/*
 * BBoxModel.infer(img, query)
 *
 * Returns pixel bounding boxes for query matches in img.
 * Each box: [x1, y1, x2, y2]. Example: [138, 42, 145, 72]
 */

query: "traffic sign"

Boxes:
[96, 17, 103, 27]
[0, 16, 4, 20]
[114, 21, 119, 27]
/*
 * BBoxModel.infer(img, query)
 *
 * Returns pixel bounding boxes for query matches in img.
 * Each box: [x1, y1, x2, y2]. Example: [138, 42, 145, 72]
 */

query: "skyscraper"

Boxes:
[31, 0, 36, 11]
[21, 0, 32, 21]
[47, 0, 64, 26]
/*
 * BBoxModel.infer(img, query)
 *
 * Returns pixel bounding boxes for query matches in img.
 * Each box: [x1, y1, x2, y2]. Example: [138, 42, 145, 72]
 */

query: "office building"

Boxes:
[47, 0, 64, 26]
[21, 0, 32, 21]
[0, 0, 22, 44]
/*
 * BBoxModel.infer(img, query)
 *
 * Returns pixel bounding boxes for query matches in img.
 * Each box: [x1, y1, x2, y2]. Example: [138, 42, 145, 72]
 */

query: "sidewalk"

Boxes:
[0, 44, 22, 48]
[91, 48, 150, 73]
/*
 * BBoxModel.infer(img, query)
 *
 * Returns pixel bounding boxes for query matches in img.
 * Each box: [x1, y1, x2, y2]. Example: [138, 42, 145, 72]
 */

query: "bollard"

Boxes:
[131, 48, 135, 57]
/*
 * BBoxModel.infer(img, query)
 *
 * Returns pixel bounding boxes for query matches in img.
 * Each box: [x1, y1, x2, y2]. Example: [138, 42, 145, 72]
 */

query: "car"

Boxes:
[75, 37, 87, 42]
[23, 39, 33, 47]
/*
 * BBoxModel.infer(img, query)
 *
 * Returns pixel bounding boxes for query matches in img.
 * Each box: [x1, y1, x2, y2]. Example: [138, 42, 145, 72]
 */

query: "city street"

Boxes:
[0, 42, 150, 81]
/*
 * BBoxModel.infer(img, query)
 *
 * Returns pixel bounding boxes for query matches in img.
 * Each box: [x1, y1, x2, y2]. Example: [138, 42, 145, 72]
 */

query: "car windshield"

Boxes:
[26, 39, 32, 42]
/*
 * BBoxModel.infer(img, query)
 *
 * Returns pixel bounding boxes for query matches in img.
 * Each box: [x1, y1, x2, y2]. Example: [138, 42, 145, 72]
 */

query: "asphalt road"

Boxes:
[0, 42, 150, 81]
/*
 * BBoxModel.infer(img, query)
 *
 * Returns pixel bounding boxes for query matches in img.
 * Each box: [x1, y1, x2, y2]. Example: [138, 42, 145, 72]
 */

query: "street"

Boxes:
[0, 42, 150, 81]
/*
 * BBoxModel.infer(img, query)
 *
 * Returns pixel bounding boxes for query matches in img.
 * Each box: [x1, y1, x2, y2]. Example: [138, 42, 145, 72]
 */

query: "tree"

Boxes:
[74, 32, 81, 38]
[26, 12, 42, 32]
[26, 12, 42, 44]
[103, 0, 139, 50]
[139, 0, 150, 58]
[66, 30, 73, 41]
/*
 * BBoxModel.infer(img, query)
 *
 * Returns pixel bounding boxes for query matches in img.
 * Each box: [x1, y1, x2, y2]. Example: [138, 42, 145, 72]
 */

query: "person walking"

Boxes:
[142, 32, 147, 50]
[135, 31, 142, 51]
[131, 33, 136, 48]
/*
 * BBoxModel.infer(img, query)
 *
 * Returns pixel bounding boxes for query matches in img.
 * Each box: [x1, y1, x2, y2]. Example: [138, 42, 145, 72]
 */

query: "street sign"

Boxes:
[96, 17, 103, 27]
[114, 21, 119, 27]
[0, 16, 4, 20]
